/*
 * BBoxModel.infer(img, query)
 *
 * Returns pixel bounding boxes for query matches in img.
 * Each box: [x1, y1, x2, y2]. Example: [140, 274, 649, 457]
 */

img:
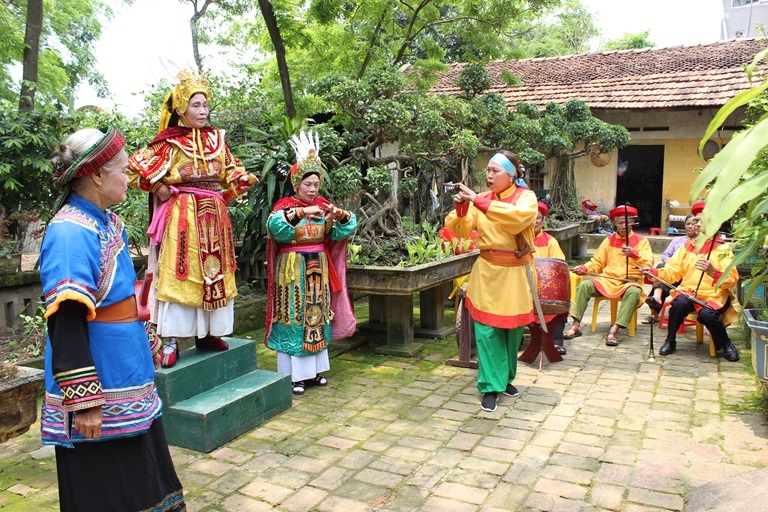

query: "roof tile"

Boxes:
[429, 39, 768, 109]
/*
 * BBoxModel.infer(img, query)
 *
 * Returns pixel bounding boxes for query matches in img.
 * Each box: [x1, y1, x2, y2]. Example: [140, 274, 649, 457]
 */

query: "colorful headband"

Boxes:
[52, 128, 125, 211]
[490, 153, 518, 176]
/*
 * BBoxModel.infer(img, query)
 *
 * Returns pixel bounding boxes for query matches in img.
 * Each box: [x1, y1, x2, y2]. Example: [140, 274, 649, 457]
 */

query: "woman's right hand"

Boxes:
[74, 406, 103, 439]
[455, 183, 477, 203]
[155, 184, 171, 202]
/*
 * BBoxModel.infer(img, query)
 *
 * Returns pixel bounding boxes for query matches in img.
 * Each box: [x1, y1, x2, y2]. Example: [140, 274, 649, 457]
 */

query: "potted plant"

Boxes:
[743, 310, 768, 387]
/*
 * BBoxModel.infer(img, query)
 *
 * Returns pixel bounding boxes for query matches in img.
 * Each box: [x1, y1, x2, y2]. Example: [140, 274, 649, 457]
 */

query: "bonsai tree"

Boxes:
[313, 64, 630, 248]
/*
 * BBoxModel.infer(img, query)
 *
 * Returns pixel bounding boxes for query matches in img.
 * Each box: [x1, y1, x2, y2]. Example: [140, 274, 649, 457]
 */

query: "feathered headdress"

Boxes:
[289, 130, 323, 190]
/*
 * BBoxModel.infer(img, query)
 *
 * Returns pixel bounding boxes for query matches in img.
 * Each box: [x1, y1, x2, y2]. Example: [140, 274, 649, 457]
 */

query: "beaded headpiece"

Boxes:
[288, 130, 323, 190]
[158, 69, 211, 133]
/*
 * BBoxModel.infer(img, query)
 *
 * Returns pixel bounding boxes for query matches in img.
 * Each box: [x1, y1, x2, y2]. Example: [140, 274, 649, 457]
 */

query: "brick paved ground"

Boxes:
[2, 300, 767, 512]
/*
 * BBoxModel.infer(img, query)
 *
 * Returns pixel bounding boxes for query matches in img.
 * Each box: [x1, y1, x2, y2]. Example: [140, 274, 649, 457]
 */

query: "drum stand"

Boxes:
[518, 313, 568, 366]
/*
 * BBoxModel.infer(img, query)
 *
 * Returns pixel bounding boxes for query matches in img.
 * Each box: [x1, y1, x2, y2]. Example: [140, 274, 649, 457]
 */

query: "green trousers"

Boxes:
[473, 321, 522, 394]
[571, 280, 641, 328]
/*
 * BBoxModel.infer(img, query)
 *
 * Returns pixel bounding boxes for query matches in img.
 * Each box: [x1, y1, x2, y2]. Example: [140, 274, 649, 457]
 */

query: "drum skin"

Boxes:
[533, 258, 570, 315]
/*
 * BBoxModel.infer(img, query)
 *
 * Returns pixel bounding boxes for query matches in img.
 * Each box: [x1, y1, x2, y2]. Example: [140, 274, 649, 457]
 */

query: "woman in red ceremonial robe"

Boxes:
[127, 70, 257, 368]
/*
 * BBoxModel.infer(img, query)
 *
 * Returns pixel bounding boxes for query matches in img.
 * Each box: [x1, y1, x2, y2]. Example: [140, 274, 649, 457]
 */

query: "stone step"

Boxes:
[163, 369, 292, 452]
[154, 337, 257, 406]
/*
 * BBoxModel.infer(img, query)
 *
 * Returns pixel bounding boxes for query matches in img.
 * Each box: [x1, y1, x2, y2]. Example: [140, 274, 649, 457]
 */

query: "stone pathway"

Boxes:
[1, 301, 766, 512]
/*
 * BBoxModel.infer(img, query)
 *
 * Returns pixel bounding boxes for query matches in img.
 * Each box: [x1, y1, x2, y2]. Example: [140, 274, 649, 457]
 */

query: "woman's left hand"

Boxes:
[695, 258, 714, 276]
[74, 406, 103, 439]
[236, 174, 258, 194]
[322, 203, 346, 222]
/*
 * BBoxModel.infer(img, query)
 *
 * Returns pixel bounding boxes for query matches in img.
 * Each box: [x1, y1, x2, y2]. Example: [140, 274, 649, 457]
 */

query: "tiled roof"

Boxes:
[428, 39, 768, 109]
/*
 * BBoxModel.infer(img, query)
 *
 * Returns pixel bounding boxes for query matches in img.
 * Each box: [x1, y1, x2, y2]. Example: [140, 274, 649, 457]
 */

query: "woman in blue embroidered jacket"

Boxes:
[41, 128, 185, 512]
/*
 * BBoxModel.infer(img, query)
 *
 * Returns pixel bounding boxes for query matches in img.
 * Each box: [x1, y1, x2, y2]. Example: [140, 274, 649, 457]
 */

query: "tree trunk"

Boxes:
[190, 16, 204, 72]
[19, 0, 43, 111]
[187, 0, 215, 74]
[258, 0, 295, 118]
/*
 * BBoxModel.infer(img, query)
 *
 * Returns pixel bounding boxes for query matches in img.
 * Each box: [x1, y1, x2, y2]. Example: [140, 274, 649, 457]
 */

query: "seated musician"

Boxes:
[639, 201, 739, 361]
[564, 205, 654, 346]
[643, 212, 697, 324]
[532, 201, 568, 355]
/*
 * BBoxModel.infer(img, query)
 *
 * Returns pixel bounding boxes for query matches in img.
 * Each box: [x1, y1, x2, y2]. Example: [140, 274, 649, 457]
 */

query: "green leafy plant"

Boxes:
[4, 306, 47, 364]
[398, 221, 454, 267]
[347, 244, 363, 265]
[691, 46, 768, 306]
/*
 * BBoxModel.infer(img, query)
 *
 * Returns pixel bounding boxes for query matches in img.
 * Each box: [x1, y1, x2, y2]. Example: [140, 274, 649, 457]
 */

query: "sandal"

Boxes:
[307, 374, 328, 387]
[555, 345, 567, 355]
[645, 296, 662, 313]
[641, 315, 658, 325]
[292, 382, 305, 395]
[563, 326, 582, 340]
[605, 332, 620, 346]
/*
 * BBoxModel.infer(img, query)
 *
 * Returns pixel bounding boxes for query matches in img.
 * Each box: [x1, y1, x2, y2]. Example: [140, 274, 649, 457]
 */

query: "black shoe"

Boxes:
[307, 374, 328, 387]
[481, 392, 498, 412]
[659, 340, 676, 356]
[291, 382, 305, 395]
[502, 384, 519, 397]
[722, 342, 740, 362]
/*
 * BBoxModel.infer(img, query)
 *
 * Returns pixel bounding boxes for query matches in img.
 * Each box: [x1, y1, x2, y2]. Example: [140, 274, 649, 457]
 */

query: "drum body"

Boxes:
[533, 257, 570, 314]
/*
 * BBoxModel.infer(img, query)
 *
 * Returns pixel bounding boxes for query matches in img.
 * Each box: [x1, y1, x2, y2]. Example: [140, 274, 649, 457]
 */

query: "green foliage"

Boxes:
[8, 305, 47, 363]
[455, 63, 492, 98]
[0, 106, 80, 219]
[398, 221, 455, 267]
[366, 166, 394, 195]
[691, 50, 768, 305]
[500, 70, 522, 87]
[227, 114, 304, 266]
[400, 174, 418, 198]
[509, 0, 599, 58]
[602, 30, 656, 51]
[221, 0, 560, 98]
[0, 0, 111, 106]
[323, 164, 363, 206]
[110, 188, 150, 256]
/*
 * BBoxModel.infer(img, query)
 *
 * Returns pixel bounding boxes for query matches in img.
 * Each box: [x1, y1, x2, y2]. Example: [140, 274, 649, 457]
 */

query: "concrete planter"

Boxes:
[577, 219, 597, 234]
[744, 309, 768, 387]
[233, 297, 267, 334]
[545, 223, 580, 259]
[346, 252, 479, 356]
[346, 252, 478, 294]
[0, 365, 44, 443]
[0, 253, 21, 276]
[545, 223, 579, 241]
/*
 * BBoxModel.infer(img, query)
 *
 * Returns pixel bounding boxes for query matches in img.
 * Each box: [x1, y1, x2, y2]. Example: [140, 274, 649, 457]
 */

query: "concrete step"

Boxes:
[163, 369, 292, 452]
[154, 337, 257, 406]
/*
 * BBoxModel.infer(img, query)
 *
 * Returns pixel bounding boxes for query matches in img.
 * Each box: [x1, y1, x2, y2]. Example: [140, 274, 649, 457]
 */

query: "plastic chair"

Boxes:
[570, 272, 582, 306]
[590, 296, 638, 336]
[658, 299, 716, 356]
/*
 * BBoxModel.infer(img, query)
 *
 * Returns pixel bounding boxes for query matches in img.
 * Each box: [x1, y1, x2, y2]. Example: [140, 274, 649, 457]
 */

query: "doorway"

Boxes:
[616, 145, 664, 230]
